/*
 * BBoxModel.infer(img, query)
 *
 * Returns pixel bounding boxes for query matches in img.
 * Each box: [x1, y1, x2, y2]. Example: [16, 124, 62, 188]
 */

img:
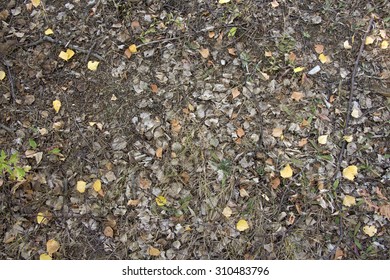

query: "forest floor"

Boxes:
[0, 0, 389, 260]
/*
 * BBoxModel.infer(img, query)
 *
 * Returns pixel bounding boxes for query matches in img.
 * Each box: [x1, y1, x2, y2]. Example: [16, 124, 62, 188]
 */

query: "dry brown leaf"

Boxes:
[127, 199, 140, 206]
[239, 187, 249, 197]
[298, 138, 308, 147]
[379, 204, 390, 219]
[150, 84, 158, 93]
[270, 177, 281, 189]
[148, 246, 161, 256]
[236, 127, 245, 138]
[272, 127, 283, 137]
[104, 226, 114, 238]
[291, 91, 304, 101]
[208, 31, 215, 38]
[124, 48, 132, 58]
[171, 119, 181, 133]
[156, 147, 163, 159]
[334, 248, 344, 260]
[180, 171, 190, 184]
[222, 206, 232, 218]
[139, 177, 151, 190]
[199, 48, 209, 58]
[375, 187, 388, 201]
[46, 239, 60, 256]
[131, 21, 140, 29]
[228, 48, 236, 56]
[314, 44, 324, 54]
[288, 52, 296, 63]
[231, 87, 240, 99]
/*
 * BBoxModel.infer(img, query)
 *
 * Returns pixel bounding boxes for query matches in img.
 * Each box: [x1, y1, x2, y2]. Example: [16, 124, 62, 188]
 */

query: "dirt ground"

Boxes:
[0, 0, 389, 260]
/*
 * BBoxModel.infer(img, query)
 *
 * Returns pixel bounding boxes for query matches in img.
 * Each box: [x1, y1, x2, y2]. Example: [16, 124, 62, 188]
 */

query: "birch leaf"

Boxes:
[76, 180, 86, 193]
[342, 165, 358, 181]
[363, 225, 377, 237]
[236, 219, 249, 231]
[280, 164, 293, 178]
[343, 195, 356, 207]
[46, 239, 60, 256]
[93, 179, 101, 192]
[53, 99, 61, 113]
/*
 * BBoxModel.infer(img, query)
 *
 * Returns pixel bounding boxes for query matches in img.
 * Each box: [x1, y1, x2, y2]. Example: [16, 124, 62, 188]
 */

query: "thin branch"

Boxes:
[136, 36, 183, 48]
[24, 36, 105, 61]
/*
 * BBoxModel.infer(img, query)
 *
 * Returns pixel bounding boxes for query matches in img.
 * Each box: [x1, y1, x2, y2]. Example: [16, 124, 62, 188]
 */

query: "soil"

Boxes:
[0, 0, 389, 260]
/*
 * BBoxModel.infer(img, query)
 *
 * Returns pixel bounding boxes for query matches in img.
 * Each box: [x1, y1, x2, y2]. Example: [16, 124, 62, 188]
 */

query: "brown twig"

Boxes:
[84, 42, 97, 63]
[24, 36, 105, 61]
[326, 16, 374, 260]
[1, 60, 16, 103]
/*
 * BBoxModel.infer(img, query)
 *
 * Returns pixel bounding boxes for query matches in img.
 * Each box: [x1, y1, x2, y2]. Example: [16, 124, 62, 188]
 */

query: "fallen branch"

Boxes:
[24, 36, 105, 61]
[326, 16, 374, 260]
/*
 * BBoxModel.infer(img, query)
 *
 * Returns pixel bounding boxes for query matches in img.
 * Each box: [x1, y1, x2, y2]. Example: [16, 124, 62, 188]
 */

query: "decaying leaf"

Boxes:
[363, 225, 377, 237]
[231, 87, 240, 98]
[46, 239, 60, 256]
[318, 53, 330, 64]
[342, 165, 358, 181]
[239, 187, 249, 197]
[156, 147, 163, 159]
[104, 226, 114, 238]
[76, 180, 87, 193]
[236, 127, 245, 138]
[127, 199, 140, 206]
[139, 177, 151, 190]
[222, 206, 232, 218]
[365, 35, 375, 45]
[379, 204, 390, 220]
[343, 195, 356, 207]
[150, 84, 158, 93]
[236, 219, 249, 231]
[270, 177, 281, 189]
[280, 164, 293, 178]
[314, 44, 324, 54]
[171, 119, 181, 133]
[318, 135, 328, 145]
[53, 99, 61, 113]
[199, 48, 209, 59]
[272, 127, 283, 138]
[291, 91, 304, 101]
[148, 246, 161, 256]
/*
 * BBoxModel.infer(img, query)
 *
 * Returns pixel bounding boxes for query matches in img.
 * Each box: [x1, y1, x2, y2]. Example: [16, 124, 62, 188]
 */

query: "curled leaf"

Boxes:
[156, 195, 167, 206]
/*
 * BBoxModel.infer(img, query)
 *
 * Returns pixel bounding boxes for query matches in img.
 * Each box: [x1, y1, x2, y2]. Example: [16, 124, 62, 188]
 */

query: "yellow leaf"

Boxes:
[58, 49, 75, 61]
[218, 0, 231, 4]
[318, 53, 330, 64]
[236, 219, 249, 231]
[148, 246, 161, 256]
[76, 180, 86, 193]
[199, 47, 209, 59]
[365, 35, 375, 45]
[37, 212, 47, 224]
[52, 99, 61, 113]
[280, 164, 293, 179]
[343, 195, 356, 207]
[0, 70, 6, 80]
[318, 135, 328, 145]
[343, 135, 353, 143]
[363, 225, 377, 237]
[46, 239, 60, 256]
[343, 165, 358, 181]
[381, 40, 388, 49]
[87, 61, 99, 71]
[222, 206, 232, 218]
[156, 195, 167, 206]
[31, 0, 40, 8]
[343, 40, 352, 49]
[93, 179, 101, 192]
[379, 30, 386, 39]
[293, 66, 305, 73]
[44, 28, 54, 35]
[129, 44, 137, 53]
[39, 253, 52, 260]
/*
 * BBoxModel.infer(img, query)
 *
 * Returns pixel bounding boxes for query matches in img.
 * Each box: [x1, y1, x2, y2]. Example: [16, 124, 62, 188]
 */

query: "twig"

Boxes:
[326, 16, 374, 260]
[0, 123, 15, 134]
[84, 42, 97, 63]
[24, 36, 105, 61]
[1, 60, 16, 103]
[136, 36, 183, 48]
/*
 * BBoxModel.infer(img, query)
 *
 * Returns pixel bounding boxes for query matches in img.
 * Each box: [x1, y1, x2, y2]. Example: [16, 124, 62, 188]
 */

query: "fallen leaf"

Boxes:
[236, 219, 249, 231]
[379, 30, 386, 39]
[280, 164, 293, 178]
[265, 51, 273, 57]
[150, 84, 158, 93]
[40, 253, 52, 260]
[343, 165, 358, 181]
[318, 53, 330, 64]
[156, 147, 163, 159]
[124, 48, 132, 58]
[199, 48, 209, 59]
[365, 35, 375, 45]
[46, 239, 60, 256]
[129, 44, 137, 53]
[272, 127, 283, 138]
[298, 138, 308, 147]
[87, 61, 99, 71]
[343, 135, 353, 142]
[334, 248, 344, 260]
[131, 21, 140, 29]
[271, 0, 279, 8]
[314, 44, 324, 54]
[31, 0, 40, 8]
[37, 211, 50, 225]
[93, 179, 101, 192]
[236, 127, 245, 138]
[291, 91, 304, 101]
[208, 31, 215, 38]
[343, 195, 356, 207]
[139, 177, 151, 189]
[44, 28, 54, 35]
[293, 66, 305, 73]
[231, 87, 240, 98]
[351, 108, 360, 118]
[363, 225, 377, 237]
[0, 70, 6, 80]
[228, 48, 236, 56]
[271, 177, 281, 189]
[260, 72, 270, 81]
[156, 195, 167, 206]
[381, 40, 388, 49]
[343, 40, 352, 49]
[379, 204, 390, 219]
[58, 49, 75, 61]
[111, 94, 117, 101]
[239, 187, 249, 197]
[222, 206, 232, 218]
[171, 119, 181, 133]
[52, 99, 61, 113]
[288, 52, 296, 63]
[127, 199, 140, 206]
[318, 135, 328, 145]
[104, 226, 114, 238]
[76, 180, 86, 193]
[148, 246, 160, 256]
